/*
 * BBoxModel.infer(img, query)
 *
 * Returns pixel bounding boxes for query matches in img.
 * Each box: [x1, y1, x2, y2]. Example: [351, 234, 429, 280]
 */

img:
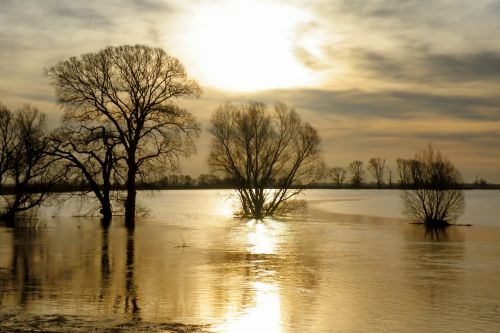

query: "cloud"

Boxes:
[425, 52, 500, 81]
[336, 46, 500, 85]
[293, 0, 500, 88]
[222, 88, 500, 121]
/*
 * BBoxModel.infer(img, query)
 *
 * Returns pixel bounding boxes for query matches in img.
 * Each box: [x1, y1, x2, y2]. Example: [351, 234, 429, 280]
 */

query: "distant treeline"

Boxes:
[327, 157, 494, 190]
[0, 174, 496, 194]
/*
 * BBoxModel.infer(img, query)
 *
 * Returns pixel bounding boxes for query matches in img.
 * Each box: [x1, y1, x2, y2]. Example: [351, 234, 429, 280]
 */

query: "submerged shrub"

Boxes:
[397, 145, 465, 226]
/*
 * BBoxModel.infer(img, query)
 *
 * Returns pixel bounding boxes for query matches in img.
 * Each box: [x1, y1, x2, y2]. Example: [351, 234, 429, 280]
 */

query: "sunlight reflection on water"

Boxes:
[217, 281, 282, 333]
[216, 218, 283, 332]
[246, 219, 283, 255]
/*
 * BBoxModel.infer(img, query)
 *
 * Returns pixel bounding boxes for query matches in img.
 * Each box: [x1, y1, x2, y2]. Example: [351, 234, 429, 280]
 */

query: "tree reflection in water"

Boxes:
[405, 224, 466, 314]
[99, 225, 111, 305]
[10, 227, 43, 307]
[124, 228, 140, 320]
[101, 227, 110, 280]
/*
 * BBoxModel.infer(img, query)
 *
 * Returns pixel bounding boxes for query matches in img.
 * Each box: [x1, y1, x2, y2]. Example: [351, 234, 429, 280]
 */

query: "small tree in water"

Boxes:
[208, 102, 324, 219]
[397, 145, 465, 227]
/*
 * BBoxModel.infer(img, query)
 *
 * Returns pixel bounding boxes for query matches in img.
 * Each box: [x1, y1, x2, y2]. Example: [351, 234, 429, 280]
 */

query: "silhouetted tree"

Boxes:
[50, 120, 121, 222]
[208, 102, 325, 218]
[397, 145, 465, 227]
[47, 45, 201, 228]
[0, 104, 15, 194]
[367, 157, 386, 188]
[331, 167, 347, 186]
[0, 105, 59, 222]
[348, 160, 364, 187]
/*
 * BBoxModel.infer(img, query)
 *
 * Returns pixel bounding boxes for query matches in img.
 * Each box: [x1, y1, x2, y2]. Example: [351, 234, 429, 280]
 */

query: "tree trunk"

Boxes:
[125, 163, 136, 229]
[255, 200, 264, 219]
[1, 194, 20, 226]
[1, 210, 16, 227]
[100, 202, 112, 228]
[100, 179, 113, 224]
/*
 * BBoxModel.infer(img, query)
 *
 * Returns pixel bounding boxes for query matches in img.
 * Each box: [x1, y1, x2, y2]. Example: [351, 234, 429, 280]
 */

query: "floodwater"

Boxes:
[1, 190, 500, 332]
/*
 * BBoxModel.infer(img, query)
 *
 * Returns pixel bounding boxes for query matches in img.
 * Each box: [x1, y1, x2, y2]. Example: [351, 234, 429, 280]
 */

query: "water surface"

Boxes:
[1, 189, 500, 332]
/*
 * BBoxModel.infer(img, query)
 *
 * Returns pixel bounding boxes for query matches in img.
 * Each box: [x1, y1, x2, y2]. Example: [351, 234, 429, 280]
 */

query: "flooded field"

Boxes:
[1, 190, 500, 332]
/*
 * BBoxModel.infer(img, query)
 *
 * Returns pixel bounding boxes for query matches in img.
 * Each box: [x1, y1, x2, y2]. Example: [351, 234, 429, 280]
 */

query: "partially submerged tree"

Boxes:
[0, 105, 59, 223]
[397, 145, 465, 227]
[348, 160, 364, 187]
[208, 102, 324, 218]
[331, 166, 347, 187]
[50, 120, 121, 223]
[47, 45, 201, 227]
[367, 157, 386, 188]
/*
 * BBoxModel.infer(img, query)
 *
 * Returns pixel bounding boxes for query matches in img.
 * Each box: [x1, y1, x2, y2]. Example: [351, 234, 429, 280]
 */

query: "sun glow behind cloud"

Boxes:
[171, 1, 322, 92]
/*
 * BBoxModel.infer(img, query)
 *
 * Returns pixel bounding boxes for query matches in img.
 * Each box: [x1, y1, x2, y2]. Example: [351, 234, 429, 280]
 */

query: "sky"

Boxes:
[1, 0, 500, 182]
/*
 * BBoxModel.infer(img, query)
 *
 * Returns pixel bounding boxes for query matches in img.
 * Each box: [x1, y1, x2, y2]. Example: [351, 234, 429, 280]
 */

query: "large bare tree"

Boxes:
[208, 102, 324, 219]
[397, 145, 465, 226]
[47, 45, 201, 227]
[367, 157, 386, 188]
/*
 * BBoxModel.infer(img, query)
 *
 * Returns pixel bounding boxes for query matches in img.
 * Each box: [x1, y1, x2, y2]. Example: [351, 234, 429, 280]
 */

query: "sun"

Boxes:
[171, 1, 321, 92]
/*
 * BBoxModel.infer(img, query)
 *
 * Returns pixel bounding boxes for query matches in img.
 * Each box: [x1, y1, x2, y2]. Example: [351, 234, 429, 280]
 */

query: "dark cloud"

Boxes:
[0, 1, 113, 30]
[340, 48, 409, 80]
[339, 0, 434, 18]
[386, 91, 500, 119]
[364, 128, 500, 143]
[0, 0, 175, 34]
[304, 0, 500, 86]
[336, 0, 490, 31]
[231, 88, 500, 121]
[129, 0, 174, 12]
[488, 1, 500, 12]
[331, 46, 500, 87]
[49, 4, 114, 28]
[425, 52, 500, 81]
